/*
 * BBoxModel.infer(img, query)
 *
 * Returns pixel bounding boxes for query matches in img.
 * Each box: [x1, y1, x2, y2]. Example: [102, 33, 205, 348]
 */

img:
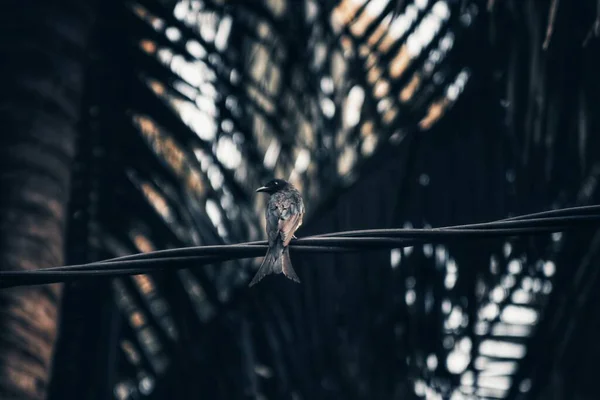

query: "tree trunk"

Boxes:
[0, 1, 97, 398]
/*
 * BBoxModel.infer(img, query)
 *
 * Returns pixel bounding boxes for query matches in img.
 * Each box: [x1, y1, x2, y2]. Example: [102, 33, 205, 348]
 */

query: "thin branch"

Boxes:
[543, 0, 559, 50]
[583, 0, 600, 47]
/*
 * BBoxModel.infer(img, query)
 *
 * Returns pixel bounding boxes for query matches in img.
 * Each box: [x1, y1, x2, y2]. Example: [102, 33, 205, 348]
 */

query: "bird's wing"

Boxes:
[278, 204, 303, 247]
[266, 202, 281, 246]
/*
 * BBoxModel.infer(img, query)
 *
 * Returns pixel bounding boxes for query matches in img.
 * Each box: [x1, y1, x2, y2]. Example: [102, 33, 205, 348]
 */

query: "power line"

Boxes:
[0, 205, 599, 289]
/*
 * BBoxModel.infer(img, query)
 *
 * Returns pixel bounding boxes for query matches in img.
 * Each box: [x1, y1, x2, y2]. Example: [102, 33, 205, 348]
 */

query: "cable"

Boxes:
[0, 205, 598, 288]
[94, 205, 600, 266]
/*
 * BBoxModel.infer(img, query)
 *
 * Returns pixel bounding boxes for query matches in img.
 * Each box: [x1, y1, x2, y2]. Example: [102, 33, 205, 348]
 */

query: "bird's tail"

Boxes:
[281, 247, 300, 283]
[248, 244, 301, 287]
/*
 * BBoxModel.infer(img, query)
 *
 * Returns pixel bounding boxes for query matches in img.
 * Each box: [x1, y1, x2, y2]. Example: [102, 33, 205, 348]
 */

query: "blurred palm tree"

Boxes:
[47, 0, 479, 397]
[0, 1, 99, 399]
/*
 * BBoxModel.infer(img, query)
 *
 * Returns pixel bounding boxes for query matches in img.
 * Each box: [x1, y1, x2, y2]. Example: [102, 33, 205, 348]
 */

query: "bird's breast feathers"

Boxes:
[268, 189, 304, 246]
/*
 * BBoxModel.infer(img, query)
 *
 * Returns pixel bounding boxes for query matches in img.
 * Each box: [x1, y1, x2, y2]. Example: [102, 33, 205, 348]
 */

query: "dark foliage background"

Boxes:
[1, 0, 599, 399]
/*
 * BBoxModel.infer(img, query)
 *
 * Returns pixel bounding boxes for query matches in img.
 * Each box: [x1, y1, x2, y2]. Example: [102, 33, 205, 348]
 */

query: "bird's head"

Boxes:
[255, 179, 290, 194]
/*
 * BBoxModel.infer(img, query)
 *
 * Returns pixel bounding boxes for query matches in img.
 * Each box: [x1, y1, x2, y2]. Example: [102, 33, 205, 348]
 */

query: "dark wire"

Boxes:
[85, 206, 600, 265]
[0, 205, 599, 289]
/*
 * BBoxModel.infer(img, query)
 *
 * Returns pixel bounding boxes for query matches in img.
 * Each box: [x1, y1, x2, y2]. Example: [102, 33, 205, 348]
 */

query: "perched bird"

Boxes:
[249, 179, 304, 287]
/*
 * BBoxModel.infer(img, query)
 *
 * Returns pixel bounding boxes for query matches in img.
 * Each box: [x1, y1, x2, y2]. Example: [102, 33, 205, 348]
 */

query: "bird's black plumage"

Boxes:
[249, 179, 304, 287]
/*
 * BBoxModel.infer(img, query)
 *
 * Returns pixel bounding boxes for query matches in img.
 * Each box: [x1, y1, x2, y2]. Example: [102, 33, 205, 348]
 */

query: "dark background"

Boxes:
[1, 0, 600, 399]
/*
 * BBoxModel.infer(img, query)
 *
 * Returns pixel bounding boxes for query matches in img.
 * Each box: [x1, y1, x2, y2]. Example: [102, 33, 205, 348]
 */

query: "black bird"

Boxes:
[249, 179, 304, 287]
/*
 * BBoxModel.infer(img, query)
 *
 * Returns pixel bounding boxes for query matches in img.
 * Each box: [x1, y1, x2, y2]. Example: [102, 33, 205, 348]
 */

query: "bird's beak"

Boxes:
[255, 186, 269, 193]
